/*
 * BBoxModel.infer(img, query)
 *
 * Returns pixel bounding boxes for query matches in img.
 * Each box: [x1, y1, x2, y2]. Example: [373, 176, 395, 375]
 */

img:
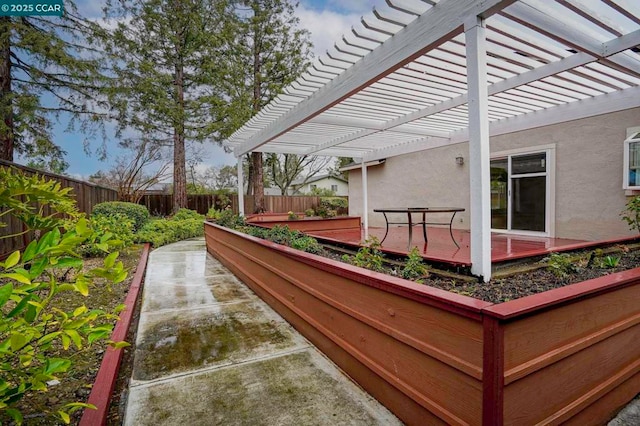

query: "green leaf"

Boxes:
[25, 303, 37, 323]
[19, 354, 33, 366]
[61, 333, 71, 350]
[75, 217, 89, 236]
[0, 283, 14, 308]
[75, 279, 89, 297]
[45, 358, 71, 374]
[6, 408, 23, 425]
[4, 251, 20, 269]
[22, 240, 38, 262]
[64, 330, 82, 349]
[73, 305, 87, 317]
[10, 333, 27, 352]
[58, 410, 71, 424]
[0, 273, 31, 285]
[53, 257, 83, 269]
[108, 341, 131, 349]
[8, 295, 32, 318]
[104, 251, 119, 268]
[37, 331, 62, 345]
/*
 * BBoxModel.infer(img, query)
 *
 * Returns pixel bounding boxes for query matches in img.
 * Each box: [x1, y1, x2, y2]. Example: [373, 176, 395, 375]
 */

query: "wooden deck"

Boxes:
[308, 226, 636, 268]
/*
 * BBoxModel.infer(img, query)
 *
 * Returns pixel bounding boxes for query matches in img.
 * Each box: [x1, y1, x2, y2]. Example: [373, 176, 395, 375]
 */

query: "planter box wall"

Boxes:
[204, 222, 640, 425]
[247, 215, 361, 233]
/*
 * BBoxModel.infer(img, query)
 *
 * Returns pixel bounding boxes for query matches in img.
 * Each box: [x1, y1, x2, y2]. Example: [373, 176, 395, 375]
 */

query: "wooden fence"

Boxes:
[0, 160, 118, 257]
[139, 194, 331, 216]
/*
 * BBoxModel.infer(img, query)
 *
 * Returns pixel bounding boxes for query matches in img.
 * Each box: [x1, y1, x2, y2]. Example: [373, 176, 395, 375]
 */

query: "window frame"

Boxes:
[623, 131, 640, 190]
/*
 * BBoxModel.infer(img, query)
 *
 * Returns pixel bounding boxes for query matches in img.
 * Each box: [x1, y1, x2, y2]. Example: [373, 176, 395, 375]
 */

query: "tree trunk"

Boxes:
[0, 17, 13, 161]
[250, 6, 265, 213]
[173, 59, 187, 212]
[251, 151, 264, 213]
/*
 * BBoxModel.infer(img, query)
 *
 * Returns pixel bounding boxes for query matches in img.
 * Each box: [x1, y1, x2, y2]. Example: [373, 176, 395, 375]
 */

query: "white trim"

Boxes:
[623, 131, 640, 190]
[233, 0, 515, 156]
[490, 146, 556, 237]
[362, 162, 369, 238]
[466, 16, 492, 282]
[340, 158, 385, 172]
[450, 87, 640, 145]
[237, 157, 245, 217]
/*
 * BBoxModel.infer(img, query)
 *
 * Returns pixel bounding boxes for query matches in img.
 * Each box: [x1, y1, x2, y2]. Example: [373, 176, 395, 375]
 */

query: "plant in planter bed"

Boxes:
[0, 168, 128, 424]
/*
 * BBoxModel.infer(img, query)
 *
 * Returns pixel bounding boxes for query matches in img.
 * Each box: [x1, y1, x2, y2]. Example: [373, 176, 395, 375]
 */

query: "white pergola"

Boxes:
[225, 0, 640, 281]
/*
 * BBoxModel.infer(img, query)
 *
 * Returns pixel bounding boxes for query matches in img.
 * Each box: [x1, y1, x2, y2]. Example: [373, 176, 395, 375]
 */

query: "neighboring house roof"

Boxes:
[291, 173, 348, 187]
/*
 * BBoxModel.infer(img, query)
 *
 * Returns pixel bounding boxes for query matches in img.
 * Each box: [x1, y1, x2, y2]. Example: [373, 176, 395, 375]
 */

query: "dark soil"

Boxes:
[11, 245, 144, 425]
[331, 243, 640, 304]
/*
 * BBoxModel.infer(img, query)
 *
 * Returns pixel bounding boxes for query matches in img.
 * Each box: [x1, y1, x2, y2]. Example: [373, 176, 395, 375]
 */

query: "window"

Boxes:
[331, 184, 338, 192]
[623, 132, 640, 189]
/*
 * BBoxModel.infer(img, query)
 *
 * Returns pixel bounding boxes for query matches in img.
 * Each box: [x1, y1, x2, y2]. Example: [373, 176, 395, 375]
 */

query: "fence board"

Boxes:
[139, 194, 340, 217]
[0, 160, 118, 257]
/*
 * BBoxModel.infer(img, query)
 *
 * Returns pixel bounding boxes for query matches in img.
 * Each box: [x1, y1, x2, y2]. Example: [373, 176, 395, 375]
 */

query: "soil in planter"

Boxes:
[7, 245, 143, 426]
[326, 243, 640, 304]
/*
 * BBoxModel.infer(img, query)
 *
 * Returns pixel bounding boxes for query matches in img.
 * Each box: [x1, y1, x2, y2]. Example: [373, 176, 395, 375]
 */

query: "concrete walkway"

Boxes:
[123, 238, 401, 426]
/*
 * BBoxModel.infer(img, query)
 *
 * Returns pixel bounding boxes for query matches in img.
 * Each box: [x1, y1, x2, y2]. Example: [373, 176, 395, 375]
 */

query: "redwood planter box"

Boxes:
[246, 215, 361, 233]
[204, 222, 640, 425]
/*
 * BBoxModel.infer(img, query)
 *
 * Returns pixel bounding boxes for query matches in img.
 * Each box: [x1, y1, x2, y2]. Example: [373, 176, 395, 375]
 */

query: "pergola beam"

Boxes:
[234, 0, 516, 157]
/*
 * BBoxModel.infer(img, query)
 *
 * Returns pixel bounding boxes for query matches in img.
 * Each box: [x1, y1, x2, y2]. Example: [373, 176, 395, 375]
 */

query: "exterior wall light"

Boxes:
[455, 156, 464, 166]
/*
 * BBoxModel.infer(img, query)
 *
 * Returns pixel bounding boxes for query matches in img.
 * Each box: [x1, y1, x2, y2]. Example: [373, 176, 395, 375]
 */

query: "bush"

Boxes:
[402, 247, 430, 281]
[343, 237, 385, 272]
[216, 210, 245, 229]
[621, 195, 640, 232]
[242, 225, 323, 254]
[78, 213, 135, 257]
[546, 252, 578, 278]
[0, 168, 127, 423]
[134, 209, 204, 247]
[320, 197, 348, 210]
[172, 208, 204, 221]
[92, 201, 149, 232]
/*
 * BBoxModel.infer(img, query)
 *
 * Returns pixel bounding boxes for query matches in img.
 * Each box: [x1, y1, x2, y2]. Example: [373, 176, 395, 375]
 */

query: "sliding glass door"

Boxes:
[491, 151, 549, 234]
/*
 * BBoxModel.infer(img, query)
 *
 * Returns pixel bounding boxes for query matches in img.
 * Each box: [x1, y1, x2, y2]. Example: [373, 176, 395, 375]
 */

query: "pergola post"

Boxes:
[361, 161, 369, 239]
[237, 156, 245, 217]
[465, 16, 492, 282]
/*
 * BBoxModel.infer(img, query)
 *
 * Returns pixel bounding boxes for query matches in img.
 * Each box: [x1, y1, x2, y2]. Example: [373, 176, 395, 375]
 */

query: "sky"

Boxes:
[19, 0, 387, 179]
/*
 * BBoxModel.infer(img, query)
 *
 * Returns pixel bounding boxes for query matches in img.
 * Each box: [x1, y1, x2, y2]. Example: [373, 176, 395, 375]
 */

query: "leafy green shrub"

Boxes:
[304, 208, 314, 217]
[134, 210, 204, 247]
[287, 211, 298, 220]
[320, 197, 348, 210]
[206, 207, 224, 220]
[78, 213, 135, 257]
[402, 247, 430, 281]
[621, 196, 640, 232]
[343, 237, 385, 272]
[172, 208, 204, 221]
[546, 252, 578, 278]
[290, 234, 323, 254]
[0, 169, 127, 424]
[216, 209, 245, 229]
[92, 201, 149, 232]
[242, 225, 323, 254]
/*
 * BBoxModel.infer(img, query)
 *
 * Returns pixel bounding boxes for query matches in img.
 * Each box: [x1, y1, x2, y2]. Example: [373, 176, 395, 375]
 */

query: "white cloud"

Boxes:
[297, 7, 361, 57]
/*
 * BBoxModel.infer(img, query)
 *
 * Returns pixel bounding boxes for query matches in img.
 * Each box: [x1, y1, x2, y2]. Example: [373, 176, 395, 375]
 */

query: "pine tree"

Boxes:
[0, 4, 107, 168]
[103, 0, 232, 212]
[220, 0, 312, 212]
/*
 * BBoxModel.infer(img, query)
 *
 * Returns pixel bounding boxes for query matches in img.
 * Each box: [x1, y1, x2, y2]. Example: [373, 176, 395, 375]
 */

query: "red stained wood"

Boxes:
[205, 222, 640, 426]
[482, 316, 504, 426]
[80, 244, 150, 426]
[249, 215, 361, 232]
[309, 226, 635, 268]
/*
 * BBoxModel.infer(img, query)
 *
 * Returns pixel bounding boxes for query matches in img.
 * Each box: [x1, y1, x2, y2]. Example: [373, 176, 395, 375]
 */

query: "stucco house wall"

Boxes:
[349, 107, 640, 241]
[293, 176, 349, 196]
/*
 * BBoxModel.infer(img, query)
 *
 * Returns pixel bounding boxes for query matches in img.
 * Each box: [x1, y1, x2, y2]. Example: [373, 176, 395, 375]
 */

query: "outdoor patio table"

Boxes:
[373, 207, 465, 250]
